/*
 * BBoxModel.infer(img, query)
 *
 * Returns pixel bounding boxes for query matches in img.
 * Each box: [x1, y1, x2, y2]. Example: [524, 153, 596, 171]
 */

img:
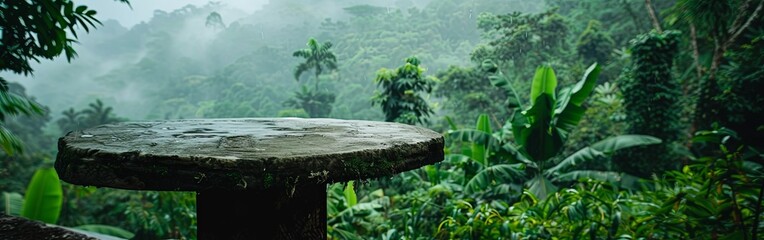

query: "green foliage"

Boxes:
[21, 167, 63, 224]
[434, 65, 508, 127]
[616, 30, 683, 177]
[564, 82, 627, 158]
[372, 56, 434, 125]
[440, 181, 633, 239]
[284, 86, 336, 118]
[0, 0, 118, 75]
[293, 38, 338, 90]
[450, 63, 660, 200]
[2, 192, 23, 216]
[56, 99, 123, 133]
[277, 108, 310, 118]
[291, 38, 339, 117]
[72, 225, 135, 239]
[442, 126, 763, 239]
[576, 20, 615, 66]
[632, 126, 764, 239]
[475, 8, 574, 99]
[327, 183, 390, 239]
[6, 1, 762, 239]
[344, 181, 358, 208]
[0, 0, 129, 155]
[122, 191, 197, 239]
[716, 25, 764, 148]
[0, 80, 44, 156]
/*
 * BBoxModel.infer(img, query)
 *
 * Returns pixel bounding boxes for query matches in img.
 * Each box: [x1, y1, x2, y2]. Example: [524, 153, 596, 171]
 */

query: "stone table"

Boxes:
[55, 118, 444, 239]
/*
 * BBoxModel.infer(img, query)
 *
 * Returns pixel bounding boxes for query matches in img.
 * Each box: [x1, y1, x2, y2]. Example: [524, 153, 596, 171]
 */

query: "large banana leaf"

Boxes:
[488, 68, 523, 109]
[2, 192, 23, 216]
[589, 134, 662, 152]
[343, 181, 357, 208]
[495, 142, 535, 167]
[465, 164, 525, 193]
[552, 170, 642, 189]
[72, 225, 135, 239]
[471, 114, 492, 165]
[21, 167, 63, 224]
[513, 94, 563, 162]
[527, 174, 558, 200]
[565, 63, 601, 107]
[552, 170, 624, 183]
[546, 135, 662, 174]
[446, 129, 496, 146]
[554, 63, 601, 136]
[529, 66, 557, 104]
[444, 154, 475, 165]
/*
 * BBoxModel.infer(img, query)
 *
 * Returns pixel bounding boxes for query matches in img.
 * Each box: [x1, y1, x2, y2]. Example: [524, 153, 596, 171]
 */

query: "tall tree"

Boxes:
[667, 0, 764, 131]
[291, 38, 338, 118]
[293, 38, 338, 91]
[371, 56, 434, 125]
[616, 30, 683, 177]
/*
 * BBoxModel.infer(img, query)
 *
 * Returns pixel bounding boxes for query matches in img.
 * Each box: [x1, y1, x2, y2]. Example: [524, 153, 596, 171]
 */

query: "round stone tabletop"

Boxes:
[55, 118, 444, 192]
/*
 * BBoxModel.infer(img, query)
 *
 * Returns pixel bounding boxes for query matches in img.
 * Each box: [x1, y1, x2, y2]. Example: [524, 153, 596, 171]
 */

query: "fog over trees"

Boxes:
[2, 0, 763, 239]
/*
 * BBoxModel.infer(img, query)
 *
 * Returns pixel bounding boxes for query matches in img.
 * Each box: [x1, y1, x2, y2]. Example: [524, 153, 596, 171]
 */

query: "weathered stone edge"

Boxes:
[55, 133, 444, 192]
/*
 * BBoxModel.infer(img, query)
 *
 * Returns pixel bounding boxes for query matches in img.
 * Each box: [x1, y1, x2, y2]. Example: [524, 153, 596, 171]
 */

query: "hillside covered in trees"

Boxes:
[1, 0, 763, 239]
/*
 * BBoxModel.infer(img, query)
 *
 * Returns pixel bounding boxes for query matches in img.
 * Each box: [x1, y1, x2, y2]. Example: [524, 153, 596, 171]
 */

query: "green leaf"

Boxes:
[343, 181, 357, 208]
[527, 174, 557, 200]
[489, 70, 523, 109]
[517, 94, 562, 162]
[465, 164, 524, 193]
[554, 103, 585, 137]
[72, 225, 135, 239]
[21, 167, 63, 224]
[447, 129, 494, 147]
[547, 135, 661, 173]
[444, 116, 458, 131]
[554, 63, 600, 134]
[530, 66, 557, 105]
[2, 192, 23, 216]
[589, 135, 662, 153]
[424, 165, 439, 184]
[569, 63, 601, 106]
[552, 170, 624, 183]
[0, 127, 24, 156]
[471, 114, 492, 165]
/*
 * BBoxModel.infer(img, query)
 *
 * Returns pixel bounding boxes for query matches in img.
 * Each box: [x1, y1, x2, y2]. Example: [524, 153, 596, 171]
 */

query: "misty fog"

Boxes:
[4, 0, 541, 126]
[6, 0, 764, 239]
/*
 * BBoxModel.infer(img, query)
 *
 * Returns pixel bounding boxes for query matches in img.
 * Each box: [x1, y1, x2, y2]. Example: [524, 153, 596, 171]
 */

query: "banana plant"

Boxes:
[6, 165, 134, 238]
[21, 166, 63, 224]
[327, 182, 389, 240]
[454, 62, 661, 199]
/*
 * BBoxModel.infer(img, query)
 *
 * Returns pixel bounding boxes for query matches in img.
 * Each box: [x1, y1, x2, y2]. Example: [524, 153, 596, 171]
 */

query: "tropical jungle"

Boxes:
[1, 0, 763, 239]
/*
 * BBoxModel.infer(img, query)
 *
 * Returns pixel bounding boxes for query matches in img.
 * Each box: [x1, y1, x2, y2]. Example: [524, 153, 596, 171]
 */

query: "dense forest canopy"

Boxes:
[1, 0, 762, 239]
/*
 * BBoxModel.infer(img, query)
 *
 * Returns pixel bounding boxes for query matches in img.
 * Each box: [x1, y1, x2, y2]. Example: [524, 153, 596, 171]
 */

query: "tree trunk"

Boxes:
[645, 0, 662, 32]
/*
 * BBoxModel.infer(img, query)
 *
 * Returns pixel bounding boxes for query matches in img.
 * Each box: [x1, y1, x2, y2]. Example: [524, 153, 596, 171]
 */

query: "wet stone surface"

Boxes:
[0, 214, 96, 240]
[55, 118, 444, 191]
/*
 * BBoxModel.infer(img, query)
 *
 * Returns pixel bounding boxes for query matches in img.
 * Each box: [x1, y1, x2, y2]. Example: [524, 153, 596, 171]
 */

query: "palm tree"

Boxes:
[80, 99, 120, 127]
[56, 108, 81, 133]
[293, 38, 338, 91]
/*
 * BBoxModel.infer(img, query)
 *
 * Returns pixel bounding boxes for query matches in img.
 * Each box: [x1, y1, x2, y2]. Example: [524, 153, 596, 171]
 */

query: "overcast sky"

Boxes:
[79, 0, 268, 27]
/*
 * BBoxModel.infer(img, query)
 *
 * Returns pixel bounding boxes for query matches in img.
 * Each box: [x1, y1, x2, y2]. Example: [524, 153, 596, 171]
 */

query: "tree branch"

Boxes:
[690, 23, 703, 79]
[724, 0, 764, 50]
[645, 0, 662, 32]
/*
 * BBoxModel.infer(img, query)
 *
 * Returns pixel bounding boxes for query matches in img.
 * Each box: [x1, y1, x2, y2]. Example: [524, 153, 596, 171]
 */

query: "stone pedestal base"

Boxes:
[196, 184, 326, 239]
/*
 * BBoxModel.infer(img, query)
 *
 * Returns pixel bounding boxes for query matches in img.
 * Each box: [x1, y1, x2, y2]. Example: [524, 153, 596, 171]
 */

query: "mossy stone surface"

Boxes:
[55, 118, 444, 191]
